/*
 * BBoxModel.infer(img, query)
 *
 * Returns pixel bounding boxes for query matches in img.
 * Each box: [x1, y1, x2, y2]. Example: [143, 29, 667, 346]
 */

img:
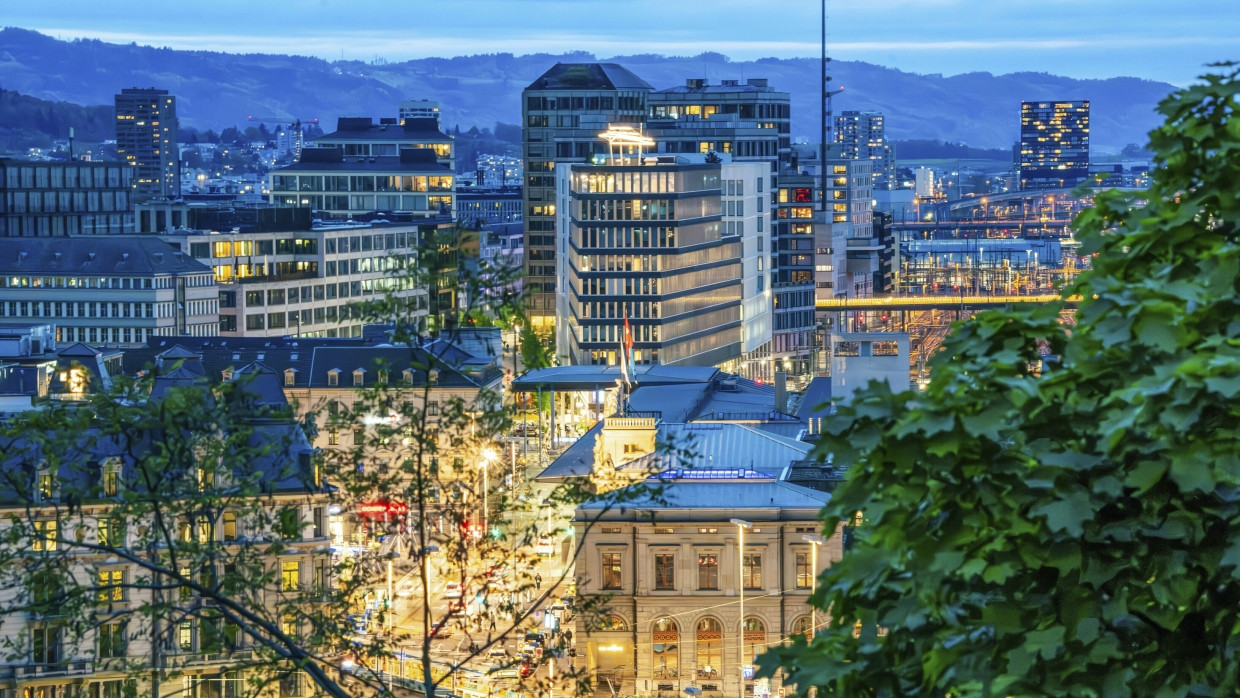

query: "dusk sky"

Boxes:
[7, 0, 1237, 86]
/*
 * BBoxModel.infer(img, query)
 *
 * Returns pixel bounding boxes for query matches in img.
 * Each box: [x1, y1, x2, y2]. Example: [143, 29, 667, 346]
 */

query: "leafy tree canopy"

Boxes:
[762, 64, 1240, 697]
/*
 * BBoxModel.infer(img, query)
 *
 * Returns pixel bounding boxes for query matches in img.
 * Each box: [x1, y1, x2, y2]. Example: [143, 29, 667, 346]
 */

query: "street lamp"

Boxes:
[480, 448, 497, 538]
[730, 518, 752, 698]
[802, 535, 825, 639]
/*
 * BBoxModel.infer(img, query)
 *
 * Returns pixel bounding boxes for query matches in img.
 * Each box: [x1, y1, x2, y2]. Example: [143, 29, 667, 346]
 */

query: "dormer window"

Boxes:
[377, 370, 388, 385]
[284, 368, 297, 387]
[102, 459, 121, 497]
[402, 369, 414, 384]
[37, 471, 54, 502]
[353, 368, 366, 387]
[222, 369, 234, 382]
[327, 369, 340, 387]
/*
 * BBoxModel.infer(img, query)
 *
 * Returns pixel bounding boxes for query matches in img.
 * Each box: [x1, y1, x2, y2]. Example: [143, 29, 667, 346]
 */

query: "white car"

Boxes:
[443, 582, 463, 599]
[395, 580, 417, 598]
[535, 537, 554, 557]
[489, 666, 520, 679]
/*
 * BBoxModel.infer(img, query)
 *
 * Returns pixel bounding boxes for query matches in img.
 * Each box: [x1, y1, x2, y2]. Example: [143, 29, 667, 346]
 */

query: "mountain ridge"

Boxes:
[0, 27, 1174, 151]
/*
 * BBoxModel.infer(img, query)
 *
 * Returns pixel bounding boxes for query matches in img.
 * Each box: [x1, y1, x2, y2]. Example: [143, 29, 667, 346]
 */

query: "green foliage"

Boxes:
[762, 64, 1240, 697]
[519, 325, 555, 371]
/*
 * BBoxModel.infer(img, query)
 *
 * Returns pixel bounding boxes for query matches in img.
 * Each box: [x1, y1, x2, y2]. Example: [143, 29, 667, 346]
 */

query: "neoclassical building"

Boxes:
[574, 475, 839, 698]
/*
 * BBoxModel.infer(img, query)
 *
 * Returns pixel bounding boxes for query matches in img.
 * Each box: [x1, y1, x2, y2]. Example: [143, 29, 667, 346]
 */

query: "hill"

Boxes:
[0, 27, 1175, 152]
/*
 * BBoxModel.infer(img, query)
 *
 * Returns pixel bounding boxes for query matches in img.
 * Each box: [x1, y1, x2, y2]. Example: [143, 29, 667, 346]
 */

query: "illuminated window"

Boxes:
[281, 561, 300, 591]
[98, 569, 124, 602]
[33, 520, 57, 552]
[697, 553, 719, 589]
[652, 618, 679, 678]
[601, 552, 622, 589]
[742, 554, 762, 589]
[654, 553, 675, 590]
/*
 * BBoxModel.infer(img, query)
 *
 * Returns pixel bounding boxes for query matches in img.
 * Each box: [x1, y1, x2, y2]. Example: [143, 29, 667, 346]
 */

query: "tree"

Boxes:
[519, 325, 554, 372]
[762, 64, 1240, 697]
[0, 224, 636, 697]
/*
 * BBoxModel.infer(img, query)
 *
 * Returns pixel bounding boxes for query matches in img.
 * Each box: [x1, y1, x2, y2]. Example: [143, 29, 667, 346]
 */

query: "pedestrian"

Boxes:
[490, 615, 497, 631]
[535, 573, 542, 590]
[566, 629, 573, 643]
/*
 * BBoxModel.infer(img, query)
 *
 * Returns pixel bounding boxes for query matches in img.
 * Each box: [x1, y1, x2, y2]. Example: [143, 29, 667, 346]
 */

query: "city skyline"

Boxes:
[6, 0, 1236, 87]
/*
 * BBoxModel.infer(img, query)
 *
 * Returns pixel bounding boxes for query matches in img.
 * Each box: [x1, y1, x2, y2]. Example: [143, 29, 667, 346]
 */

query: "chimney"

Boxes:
[774, 371, 787, 414]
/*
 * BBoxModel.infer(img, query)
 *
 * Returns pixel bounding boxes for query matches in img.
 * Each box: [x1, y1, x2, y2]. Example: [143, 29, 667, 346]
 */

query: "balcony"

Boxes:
[14, 660, 93, 678]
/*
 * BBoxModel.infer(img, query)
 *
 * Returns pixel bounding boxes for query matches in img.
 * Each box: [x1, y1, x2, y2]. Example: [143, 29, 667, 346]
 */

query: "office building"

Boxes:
[154, 206, 443, 338]
[770, 172, 821, 373]
[399, 99, 441, 128]
[269, 147, 454, 220]
[457, 186, 522, 227]
[824, 154, 877, 300]
[114, 87, 179, 202]
[314, 116, 454, 171]
[646, 78, 791, 171]
[0, 158, 134, 237]
[1019, 100, 1090, 190]
[554, 153, 771, 374]
[834, 110, 895, 188]
[0, 237, 218, 346]
[522, 63, 654, 324]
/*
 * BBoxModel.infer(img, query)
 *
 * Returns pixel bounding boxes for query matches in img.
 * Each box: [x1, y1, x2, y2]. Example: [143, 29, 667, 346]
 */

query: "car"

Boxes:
[443, 582, 463, 599]
[430, 620, 452, 639]
[519, 662, 536, 679]
[395, 580, 417, 598]
[489, 666, 520, 679]
[487, 647, 510, 659]
[447, 600, 466, 616]
[535, 537, 554, 556]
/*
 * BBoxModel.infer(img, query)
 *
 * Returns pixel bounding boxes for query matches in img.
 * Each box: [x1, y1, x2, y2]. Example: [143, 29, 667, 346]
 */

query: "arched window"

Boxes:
[695, 617, 722, 679]
[600, 615, 627, 631]
[743, 618, 766, 664]
[792, 615, 813, 639]
[652, 618, 678, 679]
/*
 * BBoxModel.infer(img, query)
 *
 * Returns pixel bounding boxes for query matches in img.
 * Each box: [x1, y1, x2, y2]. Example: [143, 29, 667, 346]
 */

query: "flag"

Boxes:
[623, 307, 636, 385]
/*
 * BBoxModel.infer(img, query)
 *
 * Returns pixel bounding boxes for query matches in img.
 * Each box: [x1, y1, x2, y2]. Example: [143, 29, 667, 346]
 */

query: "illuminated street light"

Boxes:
[802, 535, 825, 638]
[480, 449, 497, 538]
[731, 518, 752, 698]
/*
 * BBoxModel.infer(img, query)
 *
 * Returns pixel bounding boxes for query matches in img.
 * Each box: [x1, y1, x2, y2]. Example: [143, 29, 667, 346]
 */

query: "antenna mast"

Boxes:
[821, 0, 845, 211]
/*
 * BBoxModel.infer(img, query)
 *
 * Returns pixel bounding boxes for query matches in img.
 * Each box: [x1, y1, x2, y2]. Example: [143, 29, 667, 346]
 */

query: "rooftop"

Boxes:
[275, 148, 451, 174]
[318, 117, 450, 142]
[0, 237, 211, 276]
[578, 479, 829, 515]
[526, 63, 653, 92]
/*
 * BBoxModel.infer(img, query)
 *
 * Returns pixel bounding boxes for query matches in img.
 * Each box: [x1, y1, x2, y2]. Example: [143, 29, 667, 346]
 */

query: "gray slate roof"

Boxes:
[526, 63, 654, 91]
[0, 237, 210, 276]
[619, 422, 810, 476]
[578, 479, 829, 514]
[319, 117, 450, 142]
[276, 148, 451, 173]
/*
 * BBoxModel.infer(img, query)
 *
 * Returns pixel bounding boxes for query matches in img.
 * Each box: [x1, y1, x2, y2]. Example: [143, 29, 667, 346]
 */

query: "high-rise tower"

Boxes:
[115, 88, 179, 202]
[1019, 100, 1090, 190]
[835, 110, 895, 188]
[521, 63, 653, 324]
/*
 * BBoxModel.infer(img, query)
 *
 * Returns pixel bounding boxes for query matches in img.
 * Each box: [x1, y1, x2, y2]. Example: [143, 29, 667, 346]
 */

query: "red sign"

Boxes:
[793, 187, 813, 203]
[358, 501, 408, 520]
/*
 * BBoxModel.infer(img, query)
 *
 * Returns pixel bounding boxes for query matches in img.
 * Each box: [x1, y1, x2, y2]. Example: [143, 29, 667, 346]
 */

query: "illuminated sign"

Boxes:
[598, 644, 625, 652]
[793, 188, 813, 203]
[358, 501, 408, 520]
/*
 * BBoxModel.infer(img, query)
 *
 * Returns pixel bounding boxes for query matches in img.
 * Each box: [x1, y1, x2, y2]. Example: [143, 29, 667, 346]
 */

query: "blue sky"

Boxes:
[6, 0, 1237, 86]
